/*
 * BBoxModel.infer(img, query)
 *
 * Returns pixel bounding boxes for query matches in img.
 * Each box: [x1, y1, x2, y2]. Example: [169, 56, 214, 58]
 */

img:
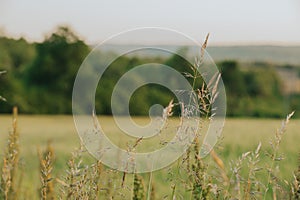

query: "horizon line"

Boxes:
[2, 34, 300, 47]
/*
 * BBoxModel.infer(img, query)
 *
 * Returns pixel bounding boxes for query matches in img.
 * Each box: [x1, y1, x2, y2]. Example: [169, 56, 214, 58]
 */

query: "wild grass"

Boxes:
[0, 113, 299, 199]
[133, 174, 145, 200]
[291, 153, 300, 199]
[0, 107, 21, 200]
[38, 143, 55, 200]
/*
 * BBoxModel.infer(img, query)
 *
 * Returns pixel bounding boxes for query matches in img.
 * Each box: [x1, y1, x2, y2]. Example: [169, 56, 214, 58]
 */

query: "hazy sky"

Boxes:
[0, 0, 299, 45]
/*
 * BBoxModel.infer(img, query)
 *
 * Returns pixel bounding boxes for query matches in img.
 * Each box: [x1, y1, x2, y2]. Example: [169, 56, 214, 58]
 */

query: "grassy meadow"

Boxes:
[1, 31, 300, 199]
[0, 114, 299, 199]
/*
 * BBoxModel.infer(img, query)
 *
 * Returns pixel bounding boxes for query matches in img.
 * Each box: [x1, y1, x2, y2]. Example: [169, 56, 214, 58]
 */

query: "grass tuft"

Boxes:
[133, 174, 145, 200]
[0, 107, 20, 200]
[38, 142, 55, 200]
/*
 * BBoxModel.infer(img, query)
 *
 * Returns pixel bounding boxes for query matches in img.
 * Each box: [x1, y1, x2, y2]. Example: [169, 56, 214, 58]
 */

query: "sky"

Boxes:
[0, 0, 299, 45]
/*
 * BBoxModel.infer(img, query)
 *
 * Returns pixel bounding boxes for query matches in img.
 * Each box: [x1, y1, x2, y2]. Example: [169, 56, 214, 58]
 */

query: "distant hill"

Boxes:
[98, 44, 300, 66]
[206, 46, 300, 66]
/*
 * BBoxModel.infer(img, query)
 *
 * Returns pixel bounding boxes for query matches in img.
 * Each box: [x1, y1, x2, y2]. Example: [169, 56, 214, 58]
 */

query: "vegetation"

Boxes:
[0, 111, 299, 199]
[0, 30, 300, 200]
[0, 26, 299, 117]
[0, 26, 299, 199]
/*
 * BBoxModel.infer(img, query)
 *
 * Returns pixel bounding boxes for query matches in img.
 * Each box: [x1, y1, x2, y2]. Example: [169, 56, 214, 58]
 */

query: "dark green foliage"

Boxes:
[0, 28, 298, 117]
[220, 60, 247, 97]
[24, 26, 90, 114]
[218, 60, 286, 117]
[289, 94, 300, 118]
[0, 37, 35, 73]
[94, 53, 176, 115]
[0, 37, 35, 112]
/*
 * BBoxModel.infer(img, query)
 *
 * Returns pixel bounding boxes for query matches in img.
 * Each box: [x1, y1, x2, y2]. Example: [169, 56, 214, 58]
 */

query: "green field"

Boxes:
[0, 115, 299, 199]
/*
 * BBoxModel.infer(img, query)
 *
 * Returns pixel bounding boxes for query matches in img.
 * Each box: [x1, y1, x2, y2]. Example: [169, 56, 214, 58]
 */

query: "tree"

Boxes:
[25, 26, 90, 113]
[219, 60, 247, 97]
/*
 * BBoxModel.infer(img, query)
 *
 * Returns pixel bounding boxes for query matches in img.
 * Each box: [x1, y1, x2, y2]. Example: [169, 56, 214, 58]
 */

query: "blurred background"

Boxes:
[0, 0, 300, 117]
[0, 1, 300, 199]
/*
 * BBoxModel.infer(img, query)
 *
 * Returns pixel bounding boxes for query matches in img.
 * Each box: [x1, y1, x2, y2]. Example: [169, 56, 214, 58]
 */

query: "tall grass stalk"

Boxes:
[0, 107, 20, 200]
[263, 111, 294, 199]
[132, 174, 145, 200]
[38, 143, 55, 200]
[291, 153, 300, 199]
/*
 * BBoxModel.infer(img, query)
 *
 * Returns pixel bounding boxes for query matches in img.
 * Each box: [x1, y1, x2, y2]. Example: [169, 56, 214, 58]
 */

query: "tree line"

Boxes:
[0, 26, 299, 117]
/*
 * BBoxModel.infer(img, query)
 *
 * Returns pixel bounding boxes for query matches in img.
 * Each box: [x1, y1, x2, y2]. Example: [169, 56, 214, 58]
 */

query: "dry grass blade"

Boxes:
[121, 172, 127, 188]
[210, 149, 229, 186]
[163, 99, 174, 120]
[132, 137, 143, 150]
[200, 33, 210, 61]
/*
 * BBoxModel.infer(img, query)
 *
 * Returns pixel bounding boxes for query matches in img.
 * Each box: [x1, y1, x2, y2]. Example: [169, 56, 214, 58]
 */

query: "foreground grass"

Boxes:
[0, 115, 299, 199]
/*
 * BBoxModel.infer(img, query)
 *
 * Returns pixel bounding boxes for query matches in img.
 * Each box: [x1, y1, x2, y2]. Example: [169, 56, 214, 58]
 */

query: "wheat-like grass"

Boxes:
[38, 142, 55, 200]
[56, 145, 90, 199]
[190, 136, 211, 200]
[133, 174, 145, 200]
[1, 158, 11, 200]
[88, 160, 102, 199]
[0, 107, 20, 200]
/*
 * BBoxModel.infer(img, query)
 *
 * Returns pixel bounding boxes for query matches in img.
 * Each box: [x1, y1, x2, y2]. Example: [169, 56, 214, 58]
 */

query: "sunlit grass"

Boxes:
[0, 115, 299, 199]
